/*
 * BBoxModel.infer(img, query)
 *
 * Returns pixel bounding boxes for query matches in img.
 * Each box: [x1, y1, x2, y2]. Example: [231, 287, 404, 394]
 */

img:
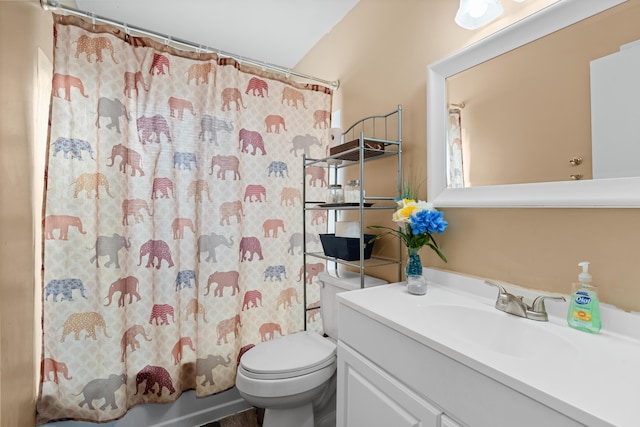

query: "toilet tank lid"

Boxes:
[318, 270, 387, 290]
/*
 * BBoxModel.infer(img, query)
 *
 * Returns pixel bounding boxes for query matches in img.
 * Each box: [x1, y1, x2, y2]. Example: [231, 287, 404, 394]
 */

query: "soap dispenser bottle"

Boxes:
[567, 261, 601, 334]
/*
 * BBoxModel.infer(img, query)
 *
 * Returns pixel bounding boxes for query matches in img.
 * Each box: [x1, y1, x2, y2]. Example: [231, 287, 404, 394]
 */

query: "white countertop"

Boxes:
[337, 268, 640, 427]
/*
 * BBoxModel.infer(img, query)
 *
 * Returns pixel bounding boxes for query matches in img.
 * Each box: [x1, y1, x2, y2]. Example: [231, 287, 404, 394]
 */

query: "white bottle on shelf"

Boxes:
[344, 180, 363, 203]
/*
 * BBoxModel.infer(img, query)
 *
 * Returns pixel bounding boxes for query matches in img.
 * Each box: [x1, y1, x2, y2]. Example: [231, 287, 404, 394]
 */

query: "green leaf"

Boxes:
[427, 242, 448, 263]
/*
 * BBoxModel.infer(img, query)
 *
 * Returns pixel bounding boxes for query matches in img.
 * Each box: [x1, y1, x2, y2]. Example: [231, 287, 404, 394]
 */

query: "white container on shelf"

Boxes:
[344, 180, 363, 203]
[326, 184, 344, 204]
[335, 221, 360, 238]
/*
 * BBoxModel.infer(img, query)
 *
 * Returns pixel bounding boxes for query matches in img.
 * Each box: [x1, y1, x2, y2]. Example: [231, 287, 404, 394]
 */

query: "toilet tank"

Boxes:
[318, 270, 387, 339]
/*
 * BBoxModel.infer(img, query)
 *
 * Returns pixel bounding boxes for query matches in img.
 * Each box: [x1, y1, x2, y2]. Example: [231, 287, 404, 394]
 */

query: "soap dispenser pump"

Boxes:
[567, 261, 601, 334]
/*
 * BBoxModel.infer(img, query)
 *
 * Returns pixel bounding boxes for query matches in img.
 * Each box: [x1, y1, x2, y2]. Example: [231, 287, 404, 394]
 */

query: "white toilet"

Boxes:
[235, 270, 387, 427]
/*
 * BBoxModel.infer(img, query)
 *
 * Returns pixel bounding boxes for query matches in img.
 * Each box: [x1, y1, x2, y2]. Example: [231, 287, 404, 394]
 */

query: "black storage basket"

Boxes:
[319, 234, 376, 261]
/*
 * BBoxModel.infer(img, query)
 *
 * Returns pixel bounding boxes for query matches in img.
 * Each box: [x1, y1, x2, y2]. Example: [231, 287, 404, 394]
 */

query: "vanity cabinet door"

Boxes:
[337, 342, 441, 427]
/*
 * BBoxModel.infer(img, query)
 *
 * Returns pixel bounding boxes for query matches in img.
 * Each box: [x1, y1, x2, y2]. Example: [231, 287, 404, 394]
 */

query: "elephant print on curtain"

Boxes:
[52, 73, 89, 101]
[38, 15, 331, 424]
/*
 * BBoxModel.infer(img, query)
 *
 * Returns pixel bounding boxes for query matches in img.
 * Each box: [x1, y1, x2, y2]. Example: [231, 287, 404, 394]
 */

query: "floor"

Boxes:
[201, 407, 263, 427]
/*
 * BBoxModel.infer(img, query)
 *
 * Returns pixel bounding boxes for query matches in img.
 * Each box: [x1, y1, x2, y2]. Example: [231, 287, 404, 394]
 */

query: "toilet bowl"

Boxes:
[235, 270, 387, 427]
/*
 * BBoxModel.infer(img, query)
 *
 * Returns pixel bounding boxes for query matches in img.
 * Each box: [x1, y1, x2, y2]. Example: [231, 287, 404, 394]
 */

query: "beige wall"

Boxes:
[1, 2, 53, 426]
[297, 0, 640, 313]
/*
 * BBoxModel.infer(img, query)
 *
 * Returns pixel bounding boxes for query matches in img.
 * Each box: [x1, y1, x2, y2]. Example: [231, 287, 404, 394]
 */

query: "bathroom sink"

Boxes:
[419, 304, 575, 360]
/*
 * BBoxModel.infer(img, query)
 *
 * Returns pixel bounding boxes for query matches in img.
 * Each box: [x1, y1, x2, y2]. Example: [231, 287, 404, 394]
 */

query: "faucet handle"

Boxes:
[484, 280, 528, 317]
[528, 295, 566, 321]
[531, 295, 566, 312]
[484, 280, 507, 295]
[485, 280, 512, 310]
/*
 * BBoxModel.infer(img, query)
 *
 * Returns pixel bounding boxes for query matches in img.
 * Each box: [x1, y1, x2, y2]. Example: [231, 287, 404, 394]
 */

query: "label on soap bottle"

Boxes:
[571, 291, 593, 324]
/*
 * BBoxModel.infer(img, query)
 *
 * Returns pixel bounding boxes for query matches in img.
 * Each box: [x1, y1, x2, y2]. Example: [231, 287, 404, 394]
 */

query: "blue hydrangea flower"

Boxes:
[410, 209, 448, 235]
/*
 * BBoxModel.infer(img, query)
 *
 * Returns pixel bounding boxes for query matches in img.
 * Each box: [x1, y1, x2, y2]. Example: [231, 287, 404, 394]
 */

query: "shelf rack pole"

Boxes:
[397, 104, 403, 283]
[359, 130, 366, 289]
[302, 154, 308, 331]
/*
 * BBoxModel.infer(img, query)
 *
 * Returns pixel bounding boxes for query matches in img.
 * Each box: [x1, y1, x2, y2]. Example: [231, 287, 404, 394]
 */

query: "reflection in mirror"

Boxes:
[591, 40, 640, 179]
[427, 0, 640, 207]
[446, 1, 640, 188]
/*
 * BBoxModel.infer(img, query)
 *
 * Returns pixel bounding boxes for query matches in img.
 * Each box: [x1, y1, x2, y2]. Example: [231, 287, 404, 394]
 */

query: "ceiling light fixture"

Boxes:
[455, 0, 504, 30]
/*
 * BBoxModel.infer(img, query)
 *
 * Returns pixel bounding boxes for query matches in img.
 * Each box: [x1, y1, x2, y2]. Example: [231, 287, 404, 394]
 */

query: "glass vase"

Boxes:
[405, 247, 423, 277]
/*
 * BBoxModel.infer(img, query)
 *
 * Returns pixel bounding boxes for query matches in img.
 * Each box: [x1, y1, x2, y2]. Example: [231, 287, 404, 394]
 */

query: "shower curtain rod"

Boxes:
[40, 0, 340, 90]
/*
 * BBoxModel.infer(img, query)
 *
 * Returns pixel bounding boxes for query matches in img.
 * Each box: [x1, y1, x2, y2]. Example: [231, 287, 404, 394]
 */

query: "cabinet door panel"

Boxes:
[338, 342, 440, 427]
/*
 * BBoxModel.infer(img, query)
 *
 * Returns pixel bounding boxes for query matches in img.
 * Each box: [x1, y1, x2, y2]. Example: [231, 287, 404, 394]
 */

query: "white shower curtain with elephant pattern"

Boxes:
[37, 15, 331, 424]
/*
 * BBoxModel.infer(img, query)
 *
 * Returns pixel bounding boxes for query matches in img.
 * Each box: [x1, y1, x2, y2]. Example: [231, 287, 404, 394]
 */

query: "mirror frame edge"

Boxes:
[427, 0, 639, 208]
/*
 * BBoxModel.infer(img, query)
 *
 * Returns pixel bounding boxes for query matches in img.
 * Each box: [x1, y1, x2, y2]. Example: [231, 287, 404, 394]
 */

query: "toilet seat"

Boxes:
[240, 331, 336, 380]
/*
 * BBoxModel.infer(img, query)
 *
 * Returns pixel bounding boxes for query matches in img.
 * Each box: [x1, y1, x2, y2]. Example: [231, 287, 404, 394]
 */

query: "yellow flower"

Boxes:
[393, 199, 418, 223]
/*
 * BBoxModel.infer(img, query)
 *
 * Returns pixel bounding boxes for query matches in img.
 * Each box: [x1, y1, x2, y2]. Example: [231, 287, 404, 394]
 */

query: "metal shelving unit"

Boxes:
[302, 105, 404, 329]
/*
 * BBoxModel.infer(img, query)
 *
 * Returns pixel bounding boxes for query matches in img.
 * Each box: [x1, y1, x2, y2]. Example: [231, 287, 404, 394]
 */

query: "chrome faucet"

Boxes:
[485, 280, 565, 321]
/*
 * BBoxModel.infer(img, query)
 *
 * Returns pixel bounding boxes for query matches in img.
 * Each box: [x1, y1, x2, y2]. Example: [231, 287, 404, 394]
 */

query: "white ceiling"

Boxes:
[67, 0, 359, 68]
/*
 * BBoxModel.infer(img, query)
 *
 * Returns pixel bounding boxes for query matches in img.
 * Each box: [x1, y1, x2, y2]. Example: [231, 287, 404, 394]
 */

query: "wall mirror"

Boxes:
[427, 0, 640, 207]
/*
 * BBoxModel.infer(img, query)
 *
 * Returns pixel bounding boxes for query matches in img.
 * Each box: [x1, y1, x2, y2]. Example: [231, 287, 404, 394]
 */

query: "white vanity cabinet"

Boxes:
[338, 342, 447, 427]
[336, 289, 583, 427]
